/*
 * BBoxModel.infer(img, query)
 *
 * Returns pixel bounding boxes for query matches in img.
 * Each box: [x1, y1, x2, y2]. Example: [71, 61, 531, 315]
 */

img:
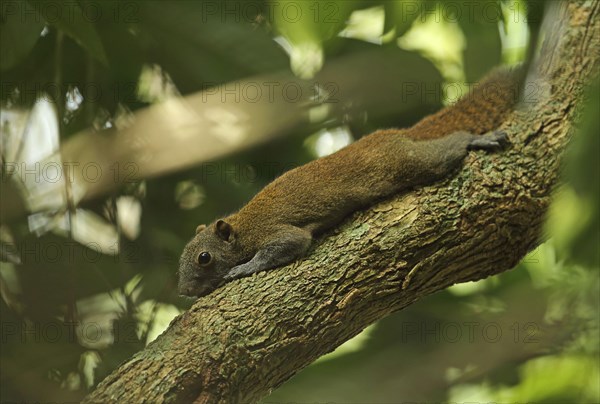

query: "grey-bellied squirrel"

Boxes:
[178, 67, 520, 297]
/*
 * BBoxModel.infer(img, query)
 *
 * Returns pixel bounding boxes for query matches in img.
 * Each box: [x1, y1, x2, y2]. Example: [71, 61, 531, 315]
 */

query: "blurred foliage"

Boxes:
[548, 77, 600, 268]
[0, 0, 597, 402]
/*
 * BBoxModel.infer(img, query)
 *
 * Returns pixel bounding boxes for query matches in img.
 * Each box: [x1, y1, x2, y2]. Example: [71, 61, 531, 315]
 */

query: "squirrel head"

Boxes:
[178, 219, 243, 297]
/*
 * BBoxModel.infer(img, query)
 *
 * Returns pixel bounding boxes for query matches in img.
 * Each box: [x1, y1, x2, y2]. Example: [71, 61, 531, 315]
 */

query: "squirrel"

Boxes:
[178, 67, 521, 297]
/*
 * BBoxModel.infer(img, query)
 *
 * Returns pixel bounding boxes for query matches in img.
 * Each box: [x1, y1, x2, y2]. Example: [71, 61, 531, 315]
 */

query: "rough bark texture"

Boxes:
[84, 2, 599, 403]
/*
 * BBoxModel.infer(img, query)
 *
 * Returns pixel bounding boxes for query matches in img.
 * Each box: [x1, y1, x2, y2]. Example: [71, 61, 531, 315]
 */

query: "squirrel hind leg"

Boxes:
[467, 130, 510, 151]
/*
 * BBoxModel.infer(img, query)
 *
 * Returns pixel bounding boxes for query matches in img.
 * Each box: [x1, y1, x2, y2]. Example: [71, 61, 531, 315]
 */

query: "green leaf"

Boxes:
[27, 0, 108, 65]
[0, 2, 45, 70]
[457, 0, 503, 81]
[136, 2, 289, 89]
[384, 0, 435, 38]
[270, 0, 359, 78]
[271, 0, 356, 45]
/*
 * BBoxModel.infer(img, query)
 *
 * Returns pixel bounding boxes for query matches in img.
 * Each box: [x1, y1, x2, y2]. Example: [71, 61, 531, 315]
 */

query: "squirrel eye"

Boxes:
[197, 252, 212, 266]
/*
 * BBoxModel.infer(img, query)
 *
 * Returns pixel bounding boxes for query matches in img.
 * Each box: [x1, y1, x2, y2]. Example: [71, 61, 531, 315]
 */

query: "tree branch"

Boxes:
[84, 2, 600, 403]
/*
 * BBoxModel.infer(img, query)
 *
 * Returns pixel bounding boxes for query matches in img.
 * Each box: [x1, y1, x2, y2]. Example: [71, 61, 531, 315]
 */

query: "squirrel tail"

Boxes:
[405, 67, 524, 140]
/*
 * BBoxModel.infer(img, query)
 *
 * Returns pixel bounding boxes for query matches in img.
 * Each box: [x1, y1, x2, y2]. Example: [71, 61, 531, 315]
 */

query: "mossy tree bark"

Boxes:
[84, 2, 599, 403]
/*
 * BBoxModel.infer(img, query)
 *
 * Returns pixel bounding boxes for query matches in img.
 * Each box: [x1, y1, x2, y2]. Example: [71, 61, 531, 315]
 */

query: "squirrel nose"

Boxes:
[178, 283, 194, 297]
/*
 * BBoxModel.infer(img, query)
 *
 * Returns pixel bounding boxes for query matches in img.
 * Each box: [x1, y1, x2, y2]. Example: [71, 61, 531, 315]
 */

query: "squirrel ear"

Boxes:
[195, 224, 207, 234]
[215, 220, 233, 242]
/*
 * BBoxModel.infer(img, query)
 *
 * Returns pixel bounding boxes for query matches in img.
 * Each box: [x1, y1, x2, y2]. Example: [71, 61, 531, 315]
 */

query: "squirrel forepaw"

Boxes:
[224, 262, 255, 282]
